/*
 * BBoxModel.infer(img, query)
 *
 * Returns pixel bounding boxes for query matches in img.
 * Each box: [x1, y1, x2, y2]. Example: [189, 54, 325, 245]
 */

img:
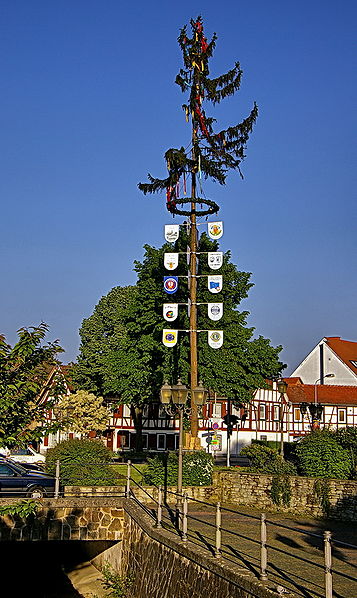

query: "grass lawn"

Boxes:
[110, 462, 146, 485]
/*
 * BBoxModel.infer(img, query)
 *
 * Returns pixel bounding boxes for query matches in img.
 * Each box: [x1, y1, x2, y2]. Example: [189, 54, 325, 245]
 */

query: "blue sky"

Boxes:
[1, 1, 356, 373]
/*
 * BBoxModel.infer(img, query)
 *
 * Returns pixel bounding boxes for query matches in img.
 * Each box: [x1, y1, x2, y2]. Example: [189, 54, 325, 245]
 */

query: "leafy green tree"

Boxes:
[55, 390, 109, 438]
[74, 234, 284, 449]
[133, 231, 284, 403]
[0, 323, 63, 448]
[295, 430, 352, 479]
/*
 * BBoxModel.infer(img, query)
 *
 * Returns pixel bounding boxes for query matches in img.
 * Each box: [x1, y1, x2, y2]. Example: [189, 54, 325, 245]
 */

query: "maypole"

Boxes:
[139, 17, 258, 440]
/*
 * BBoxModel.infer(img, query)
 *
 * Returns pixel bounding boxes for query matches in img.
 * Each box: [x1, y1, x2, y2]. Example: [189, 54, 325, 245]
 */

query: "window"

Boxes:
[338, 409, 346, 424]
[260, 435, 268, 442]
[123, 405, 131, 418]
[0, 464, 14, 476]
[259, 404, 266, 420]
[273, 405, 280, 421]
[212, 403, 222, 418]
[142, 434, 148, 450]
[294, 408, 302, 422]
[157, 434, 166, 450]
[350, 360, 357, 368]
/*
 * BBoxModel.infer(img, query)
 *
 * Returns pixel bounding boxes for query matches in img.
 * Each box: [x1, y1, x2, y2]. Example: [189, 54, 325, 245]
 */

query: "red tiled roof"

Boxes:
[325, 336, 357, 376]
[287, 384, 357, 405]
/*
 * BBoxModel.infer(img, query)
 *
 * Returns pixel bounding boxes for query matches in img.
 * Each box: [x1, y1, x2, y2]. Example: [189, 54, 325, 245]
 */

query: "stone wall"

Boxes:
[120, 472, 357, 520]
[0, 498, 125, 541]
[212, 471, 357, 520]
[95, 500, 290, 598]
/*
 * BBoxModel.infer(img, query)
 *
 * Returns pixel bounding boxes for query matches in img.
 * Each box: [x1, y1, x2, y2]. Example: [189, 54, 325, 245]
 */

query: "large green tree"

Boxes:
[0, 323, 63, 447]
[74, 234, 284, 449]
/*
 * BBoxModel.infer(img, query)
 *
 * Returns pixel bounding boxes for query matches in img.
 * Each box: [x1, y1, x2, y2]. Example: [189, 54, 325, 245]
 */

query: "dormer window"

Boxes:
[350, 360, 357, 367]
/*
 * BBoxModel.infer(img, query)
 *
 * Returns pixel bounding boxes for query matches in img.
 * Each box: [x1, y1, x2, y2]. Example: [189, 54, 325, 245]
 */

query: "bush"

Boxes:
[142, 451, 213, 486]
[295, 430, 352, 479]
[46, 438, 116, 486]
[240, 443, 296, 475]
[335, 427, 357, 477]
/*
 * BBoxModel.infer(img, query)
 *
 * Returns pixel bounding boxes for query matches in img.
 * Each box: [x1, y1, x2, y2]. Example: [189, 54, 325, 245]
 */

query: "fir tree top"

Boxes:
[139, 16, 258, 215]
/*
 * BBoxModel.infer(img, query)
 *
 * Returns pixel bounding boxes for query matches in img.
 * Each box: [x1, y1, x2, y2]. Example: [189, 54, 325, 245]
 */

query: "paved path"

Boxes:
[154, 502, 357, 598]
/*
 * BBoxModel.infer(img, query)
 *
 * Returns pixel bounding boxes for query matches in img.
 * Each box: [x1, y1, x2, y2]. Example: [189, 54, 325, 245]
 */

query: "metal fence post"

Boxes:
[126, 460, 131, 498]
[156, 485, 162, 528]
[182, 493, 188, 542]
[260, 513, 268, 580]
[324, 531, 333, 598]
[54, 459, 60, 498]
[215, 501, 221, 558]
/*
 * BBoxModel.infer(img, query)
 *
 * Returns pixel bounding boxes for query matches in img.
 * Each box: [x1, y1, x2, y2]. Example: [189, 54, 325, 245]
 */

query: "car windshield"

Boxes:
[2, 460, 29, 475]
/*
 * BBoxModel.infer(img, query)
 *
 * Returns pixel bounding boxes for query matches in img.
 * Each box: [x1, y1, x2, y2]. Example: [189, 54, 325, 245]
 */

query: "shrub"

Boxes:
[142, 451, 213, 486]
[335, 427, 357, 477]
[241, 443, 296, 475]
[295, 430, 352, 479]
[46, 438, 116, 486]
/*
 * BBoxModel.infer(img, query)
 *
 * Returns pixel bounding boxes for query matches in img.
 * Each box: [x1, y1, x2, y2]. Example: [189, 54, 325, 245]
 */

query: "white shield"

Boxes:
[162, 329, 178, 347]
[208, 275, 222, 294]
[208, 303, 223, 321]
[164, 253, 179, 270]
[208, 221, 223, 240]
[163, 304, 178, 322]
[208, 252, 223, 270]
[208, 330, 223, 349]
[164, 224, 179, 242]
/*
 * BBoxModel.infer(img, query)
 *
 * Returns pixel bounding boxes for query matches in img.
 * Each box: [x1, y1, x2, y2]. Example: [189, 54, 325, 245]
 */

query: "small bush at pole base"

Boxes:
[142, 451, 214, 486]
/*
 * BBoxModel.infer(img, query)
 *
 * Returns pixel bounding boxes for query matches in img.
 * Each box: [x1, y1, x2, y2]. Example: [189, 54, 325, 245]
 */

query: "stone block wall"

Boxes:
[0, 498, 125, 541]
[212, 472, 357, 519]
[126, 473, 357, 520]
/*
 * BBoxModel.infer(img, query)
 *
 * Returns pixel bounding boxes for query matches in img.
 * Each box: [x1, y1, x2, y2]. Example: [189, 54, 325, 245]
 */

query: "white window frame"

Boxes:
[259, 403, 266, 420]
[212, 403, 222, 418]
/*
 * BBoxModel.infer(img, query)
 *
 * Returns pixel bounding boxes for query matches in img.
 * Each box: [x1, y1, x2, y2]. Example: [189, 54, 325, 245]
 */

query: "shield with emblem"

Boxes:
[164, 276, 178, 294]
[208, 330, 223, 349]
[163, 304, 178, 322]
[162, 329, 178, 347]
[208, 275, 222, 294]
[208, 221, 223, 240]
[207, 252, 223, 270]
[164, 224, 179, 243]
[208, 303, 223, 321]
[164, 253, 179, 270]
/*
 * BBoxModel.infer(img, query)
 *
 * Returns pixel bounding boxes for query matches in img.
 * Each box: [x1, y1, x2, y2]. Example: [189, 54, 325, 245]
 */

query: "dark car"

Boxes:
[0, 459, 56, 498]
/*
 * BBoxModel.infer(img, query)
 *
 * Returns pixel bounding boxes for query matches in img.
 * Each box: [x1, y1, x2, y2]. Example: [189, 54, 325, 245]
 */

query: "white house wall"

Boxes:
[291, 341, 357, 385]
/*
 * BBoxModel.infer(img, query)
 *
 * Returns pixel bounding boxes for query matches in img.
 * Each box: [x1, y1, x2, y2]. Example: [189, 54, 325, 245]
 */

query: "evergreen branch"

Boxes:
[205, 62, 243, 103]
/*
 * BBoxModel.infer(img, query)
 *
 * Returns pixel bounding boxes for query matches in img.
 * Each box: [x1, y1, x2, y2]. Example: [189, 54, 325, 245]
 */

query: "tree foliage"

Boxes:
[56, 390, 109, 437]
[0, 323, 63, 448]
[139, 16, 258, 207]
[74, 235, 284, 408]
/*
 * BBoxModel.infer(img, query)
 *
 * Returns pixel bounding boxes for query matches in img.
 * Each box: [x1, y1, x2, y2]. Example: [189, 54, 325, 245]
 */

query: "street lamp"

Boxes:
[277, 379, 288, 457]
[300, 373, 335, 430]
[159, 379, 208, 520]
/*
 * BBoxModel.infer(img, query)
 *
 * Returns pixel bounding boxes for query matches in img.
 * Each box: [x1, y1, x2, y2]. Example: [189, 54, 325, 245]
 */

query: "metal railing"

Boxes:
[125, 461, 357, 598]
